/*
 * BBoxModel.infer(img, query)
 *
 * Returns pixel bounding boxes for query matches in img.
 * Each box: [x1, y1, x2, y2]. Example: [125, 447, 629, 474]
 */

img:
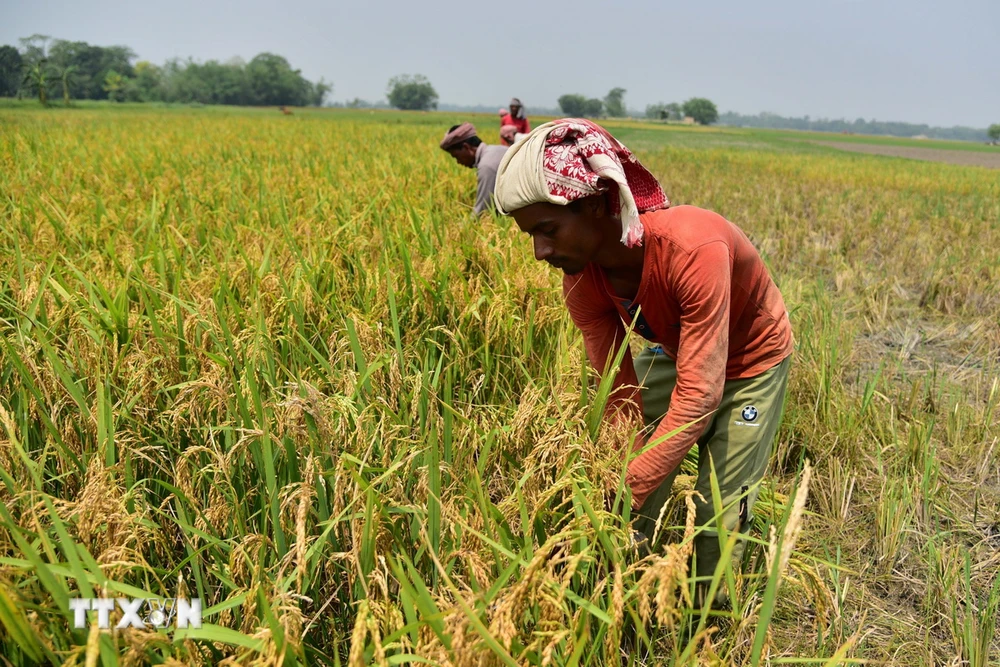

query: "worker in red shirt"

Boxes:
[494, 119, 793, 604]
[499, 98, 530, 146]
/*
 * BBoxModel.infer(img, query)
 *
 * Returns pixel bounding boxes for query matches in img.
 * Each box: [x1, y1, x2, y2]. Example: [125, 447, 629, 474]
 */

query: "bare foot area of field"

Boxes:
[813, 140, 1000, 168]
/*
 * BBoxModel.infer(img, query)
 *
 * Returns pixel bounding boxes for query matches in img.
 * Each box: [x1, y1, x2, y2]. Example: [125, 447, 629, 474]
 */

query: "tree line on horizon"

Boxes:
[556, 89, 720, 125]
[351, 80, 998, 143]
[0, 35, 330, 107]
[719, 110, 996, 143]
[3, 37, 995, 143]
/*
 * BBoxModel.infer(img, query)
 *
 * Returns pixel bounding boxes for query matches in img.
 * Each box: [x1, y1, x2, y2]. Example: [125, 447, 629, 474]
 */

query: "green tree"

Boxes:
[558, 94, 603, 118]
[47, 40, 135, 100]
[48, 40, 103, 99]
[17, 34, 50, 68]
[604, 87, 626, 117]
[160, 58, 209, 103]
[558, 93, 587, 117]
[103, 69, 127, 102]
[10, 37, 327, 107]
[97, 45, 136, 98]
[0, 45, 23, 97]
[583, 98, 604, 118]
[200, 59, 250, 104]
[21, 59, 53, 105]
[988, 124, 1000, 142]
[646, 102, 668, 120]
[247, 53, 311, 106]
[682, 97, 718, 125]
[128, 61, 164, 102]
[312, 78, 332, 106]
[386, 74, 438, 111]
[57, 65, 77, 105]
[646, 102, 683, 121]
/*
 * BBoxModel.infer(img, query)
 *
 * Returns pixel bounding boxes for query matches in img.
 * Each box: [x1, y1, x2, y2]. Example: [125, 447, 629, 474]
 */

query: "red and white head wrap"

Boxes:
[494, 119, 669, 247]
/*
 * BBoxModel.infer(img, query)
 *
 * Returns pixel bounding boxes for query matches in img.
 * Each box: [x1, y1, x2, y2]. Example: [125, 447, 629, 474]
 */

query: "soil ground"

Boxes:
[813, 140, 1000, 168]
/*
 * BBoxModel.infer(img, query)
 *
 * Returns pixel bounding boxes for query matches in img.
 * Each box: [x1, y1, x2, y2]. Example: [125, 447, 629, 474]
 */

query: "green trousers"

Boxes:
[630, 346, 790, 582]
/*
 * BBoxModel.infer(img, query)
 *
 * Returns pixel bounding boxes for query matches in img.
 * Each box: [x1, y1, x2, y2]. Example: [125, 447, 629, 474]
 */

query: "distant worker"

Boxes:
[440, 122, 509, 215]
[500, 125, 529, 146]
[499, 98, 530, 146]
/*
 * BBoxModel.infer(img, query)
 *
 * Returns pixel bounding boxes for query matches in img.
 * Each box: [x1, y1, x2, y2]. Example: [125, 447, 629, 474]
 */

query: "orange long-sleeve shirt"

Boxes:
[562, 205, 793, 508]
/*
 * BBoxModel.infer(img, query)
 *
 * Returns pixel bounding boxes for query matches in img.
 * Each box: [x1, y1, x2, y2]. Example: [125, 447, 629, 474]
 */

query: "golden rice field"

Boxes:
[0, 105, 998, 666]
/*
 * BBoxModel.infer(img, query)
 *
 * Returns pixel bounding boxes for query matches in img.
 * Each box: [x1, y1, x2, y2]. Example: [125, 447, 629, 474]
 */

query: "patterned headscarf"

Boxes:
[494, 119, 669, 247]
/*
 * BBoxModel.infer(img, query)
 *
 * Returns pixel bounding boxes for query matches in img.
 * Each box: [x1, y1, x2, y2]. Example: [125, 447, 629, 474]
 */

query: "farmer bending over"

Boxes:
[494, 119, 793, 595]
[440, 123, 508, 216]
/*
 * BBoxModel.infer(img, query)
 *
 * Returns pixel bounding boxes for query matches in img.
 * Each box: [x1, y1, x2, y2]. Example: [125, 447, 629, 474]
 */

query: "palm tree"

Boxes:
[58, 65, 77, 106]
[22, 58, 52, 106]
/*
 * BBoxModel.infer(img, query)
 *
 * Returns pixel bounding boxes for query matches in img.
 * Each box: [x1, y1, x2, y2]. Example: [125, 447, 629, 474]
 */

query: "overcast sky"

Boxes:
[2, 0, 997, 127]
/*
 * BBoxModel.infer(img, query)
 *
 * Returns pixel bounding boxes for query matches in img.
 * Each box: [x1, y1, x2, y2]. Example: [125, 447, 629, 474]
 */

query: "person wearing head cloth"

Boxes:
[440, 122, 509, 216]
[499, 98, 531, 146]
[499, 125, 529, 146]
[495, 119, 793, 604]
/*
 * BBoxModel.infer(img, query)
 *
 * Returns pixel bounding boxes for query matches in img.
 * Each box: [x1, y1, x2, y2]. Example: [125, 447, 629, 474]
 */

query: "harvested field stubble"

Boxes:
[812, 140, 1000, 169]
[0, 106, 998, 665]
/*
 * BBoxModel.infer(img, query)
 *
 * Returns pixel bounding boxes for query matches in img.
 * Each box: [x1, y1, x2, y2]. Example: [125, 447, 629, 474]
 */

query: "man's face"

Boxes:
[511, 199, 609, 276]
[447, 143, 477, 168]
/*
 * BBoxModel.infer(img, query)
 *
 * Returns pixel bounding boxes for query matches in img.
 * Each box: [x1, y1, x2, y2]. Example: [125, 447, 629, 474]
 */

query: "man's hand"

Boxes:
[631, 529, 651, 557]
[604, 489, 651, 555]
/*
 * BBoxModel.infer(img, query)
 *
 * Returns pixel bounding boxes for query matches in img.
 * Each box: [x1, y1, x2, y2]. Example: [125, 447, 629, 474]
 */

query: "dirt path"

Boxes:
[812, 141, 1000, 169]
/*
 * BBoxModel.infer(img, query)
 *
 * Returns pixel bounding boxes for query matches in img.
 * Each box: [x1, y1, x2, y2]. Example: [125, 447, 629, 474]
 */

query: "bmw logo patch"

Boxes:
[741, 406, 758, 422]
